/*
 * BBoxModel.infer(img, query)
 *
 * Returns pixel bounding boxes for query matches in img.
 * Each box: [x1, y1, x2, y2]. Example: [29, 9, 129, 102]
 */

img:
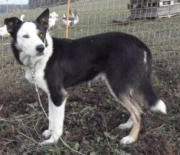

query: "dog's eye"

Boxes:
[23, 34, 29, 38]
[39, 33, 43, 38]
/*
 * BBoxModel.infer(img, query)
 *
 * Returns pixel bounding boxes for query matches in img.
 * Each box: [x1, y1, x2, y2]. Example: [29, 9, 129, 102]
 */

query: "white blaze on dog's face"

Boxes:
[16, 22, 46, 57]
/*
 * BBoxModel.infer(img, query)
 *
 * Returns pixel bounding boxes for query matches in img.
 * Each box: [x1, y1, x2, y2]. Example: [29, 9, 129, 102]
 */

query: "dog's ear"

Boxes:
[36, 8, 49, 29]
[4, 17, 22, 34]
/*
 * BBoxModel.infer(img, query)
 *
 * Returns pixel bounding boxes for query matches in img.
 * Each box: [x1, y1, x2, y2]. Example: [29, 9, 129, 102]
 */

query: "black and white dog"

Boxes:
[5, 9, 166, 145]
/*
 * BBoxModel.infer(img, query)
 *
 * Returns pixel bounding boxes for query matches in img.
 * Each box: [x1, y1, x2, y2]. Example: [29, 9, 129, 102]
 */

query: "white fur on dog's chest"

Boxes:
[24, 63, 48, 93]
[34, 67, 48, 93]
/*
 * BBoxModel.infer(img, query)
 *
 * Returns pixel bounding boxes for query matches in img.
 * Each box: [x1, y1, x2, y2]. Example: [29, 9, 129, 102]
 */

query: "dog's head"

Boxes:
[4, 9, 50, 58]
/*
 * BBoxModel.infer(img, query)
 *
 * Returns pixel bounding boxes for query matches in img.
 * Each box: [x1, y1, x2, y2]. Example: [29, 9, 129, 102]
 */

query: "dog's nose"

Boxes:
[36, 44, 44, 53]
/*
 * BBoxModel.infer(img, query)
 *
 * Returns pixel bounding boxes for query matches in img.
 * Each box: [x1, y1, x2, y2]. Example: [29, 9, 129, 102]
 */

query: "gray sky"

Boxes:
[0, 0, 28, 5]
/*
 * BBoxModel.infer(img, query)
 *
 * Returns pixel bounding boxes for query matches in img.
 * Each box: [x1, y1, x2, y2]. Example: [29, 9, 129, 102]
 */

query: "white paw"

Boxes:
[119, 122, 133, 130]
[120, 135, 136, 144]
[40, 132, 61, 145]
[42, 129, 52, 138]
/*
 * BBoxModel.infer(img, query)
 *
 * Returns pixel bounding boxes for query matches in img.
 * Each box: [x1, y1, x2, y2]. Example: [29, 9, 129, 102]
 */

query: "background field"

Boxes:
[0, 0, 180, 154]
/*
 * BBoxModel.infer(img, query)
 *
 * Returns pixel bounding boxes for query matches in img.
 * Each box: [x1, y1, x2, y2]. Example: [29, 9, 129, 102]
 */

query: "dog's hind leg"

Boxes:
[105, 79, 142, 144]
[118, 95, 142, 144]
[118, 116, 133, 130]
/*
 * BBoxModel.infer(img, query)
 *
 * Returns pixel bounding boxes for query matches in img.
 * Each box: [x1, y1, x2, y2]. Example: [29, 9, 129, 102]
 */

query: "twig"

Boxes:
[151, 123, 166, 131]
[0, 104, 3, 111]
[19, 131, 39, 144]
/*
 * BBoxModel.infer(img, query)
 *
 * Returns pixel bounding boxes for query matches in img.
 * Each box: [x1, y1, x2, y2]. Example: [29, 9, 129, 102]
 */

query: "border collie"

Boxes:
[4, 9, 166, 145]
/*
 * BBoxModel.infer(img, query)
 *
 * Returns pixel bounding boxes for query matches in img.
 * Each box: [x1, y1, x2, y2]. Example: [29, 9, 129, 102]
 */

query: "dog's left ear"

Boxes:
[4, 17, 22, 34]
[36, 8, 49, 29]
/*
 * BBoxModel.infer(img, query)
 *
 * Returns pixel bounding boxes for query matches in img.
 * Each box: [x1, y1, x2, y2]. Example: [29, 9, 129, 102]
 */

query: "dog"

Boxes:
[4, 9, 166, 145]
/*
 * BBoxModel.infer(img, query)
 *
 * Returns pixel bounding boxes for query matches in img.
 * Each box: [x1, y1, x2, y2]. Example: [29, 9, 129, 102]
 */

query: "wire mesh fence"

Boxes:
[0, 0, 180, 104]
[0, 0, 179, 103]
[0, 0, 180, 101]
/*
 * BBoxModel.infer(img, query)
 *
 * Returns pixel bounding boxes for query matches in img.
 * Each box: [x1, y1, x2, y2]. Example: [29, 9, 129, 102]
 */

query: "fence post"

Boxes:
[66, 0, 70, 38]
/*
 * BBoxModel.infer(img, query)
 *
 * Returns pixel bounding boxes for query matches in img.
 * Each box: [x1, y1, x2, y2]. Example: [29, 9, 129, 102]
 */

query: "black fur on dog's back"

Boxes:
[45, 32, 157, 107]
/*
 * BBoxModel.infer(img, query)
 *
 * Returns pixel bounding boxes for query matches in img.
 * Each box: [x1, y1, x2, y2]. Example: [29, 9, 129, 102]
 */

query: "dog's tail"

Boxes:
[140, 47, 167, 114]
[150, 99, 167, 114]
[142, 81, 167, 114]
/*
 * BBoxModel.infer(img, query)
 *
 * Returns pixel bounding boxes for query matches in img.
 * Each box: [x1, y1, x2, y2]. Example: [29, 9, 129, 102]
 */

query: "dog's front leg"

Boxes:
[41, 90, 67, 145]
[42, 96, 54, 139]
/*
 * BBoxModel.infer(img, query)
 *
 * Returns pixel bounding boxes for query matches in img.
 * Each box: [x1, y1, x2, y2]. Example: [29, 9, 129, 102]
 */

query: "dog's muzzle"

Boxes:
[36, 44, 45, 56]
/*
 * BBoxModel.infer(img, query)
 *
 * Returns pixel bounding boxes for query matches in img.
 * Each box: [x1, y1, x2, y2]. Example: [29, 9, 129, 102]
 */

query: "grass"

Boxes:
[0, 0, 180, 154]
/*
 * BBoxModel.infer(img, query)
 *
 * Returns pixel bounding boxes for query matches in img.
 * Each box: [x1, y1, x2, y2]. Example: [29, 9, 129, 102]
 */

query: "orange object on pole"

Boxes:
[65, 0, 70, 39]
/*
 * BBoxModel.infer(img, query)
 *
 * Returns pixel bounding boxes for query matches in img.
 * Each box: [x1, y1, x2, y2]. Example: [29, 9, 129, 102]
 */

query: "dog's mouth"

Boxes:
[36, 52, 44, 56]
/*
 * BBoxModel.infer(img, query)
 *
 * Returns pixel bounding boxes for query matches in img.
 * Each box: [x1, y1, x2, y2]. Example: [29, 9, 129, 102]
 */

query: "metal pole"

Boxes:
[65, 0, 70, 38]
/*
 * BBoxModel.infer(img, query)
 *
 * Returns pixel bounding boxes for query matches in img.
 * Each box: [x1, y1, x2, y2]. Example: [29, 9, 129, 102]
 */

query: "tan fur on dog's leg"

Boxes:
[120, 112, 141, 144]
[130, 114, 141, 139]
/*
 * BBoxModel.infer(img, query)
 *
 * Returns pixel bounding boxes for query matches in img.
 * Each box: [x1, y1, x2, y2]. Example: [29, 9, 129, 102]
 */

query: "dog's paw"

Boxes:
[40, 131, 62, 145]
[118, 122, 133, 130]
[120, 135, 136, 144]
[40, 134, 59, 145]
[40, 138, 58, 145]
[42, 129, 52, 138]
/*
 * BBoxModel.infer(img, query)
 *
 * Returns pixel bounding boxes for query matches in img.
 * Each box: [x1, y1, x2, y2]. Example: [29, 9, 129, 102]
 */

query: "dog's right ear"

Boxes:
[4, 17, 22, 34]
[36, 8, 49, 29]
